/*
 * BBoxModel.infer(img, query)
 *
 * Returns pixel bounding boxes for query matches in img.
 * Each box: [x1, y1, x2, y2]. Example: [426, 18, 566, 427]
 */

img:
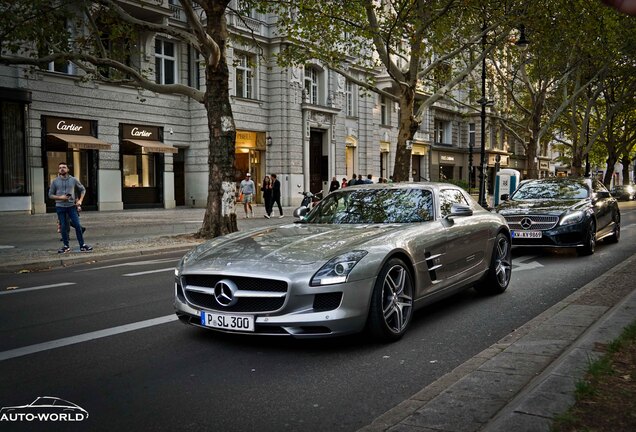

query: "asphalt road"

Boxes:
[0, 207, 635, 432]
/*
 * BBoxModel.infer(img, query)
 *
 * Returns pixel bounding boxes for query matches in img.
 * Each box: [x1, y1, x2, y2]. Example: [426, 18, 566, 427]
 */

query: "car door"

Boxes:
[592, 180, 613, 235]
[437, 188, 489, 284]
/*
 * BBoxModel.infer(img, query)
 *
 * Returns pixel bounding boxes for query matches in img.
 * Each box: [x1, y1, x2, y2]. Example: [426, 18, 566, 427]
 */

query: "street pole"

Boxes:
[585, 120, 590, 177]
[478, 22, 488, 208]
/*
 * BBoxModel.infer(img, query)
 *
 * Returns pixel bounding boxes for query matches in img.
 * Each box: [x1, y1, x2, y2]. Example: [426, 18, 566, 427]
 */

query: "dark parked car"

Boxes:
[610, 184, 636, 201]
[496, 177, 620, 256]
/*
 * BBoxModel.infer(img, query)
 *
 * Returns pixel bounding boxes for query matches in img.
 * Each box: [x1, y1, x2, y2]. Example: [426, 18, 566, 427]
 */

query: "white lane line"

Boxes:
[0, 315, 178, 362]
[1, 282, 76, 296]
[76, 258, 178, 272]
[123, 267, 175, 277]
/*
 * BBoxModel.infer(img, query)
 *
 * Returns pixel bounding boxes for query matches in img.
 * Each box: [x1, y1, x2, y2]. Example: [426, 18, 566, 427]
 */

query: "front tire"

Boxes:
[367, 258, 414, 342]
[474, 233, 512, 295]
[606, 212, 620, 244]
[577, 220, 596, 256]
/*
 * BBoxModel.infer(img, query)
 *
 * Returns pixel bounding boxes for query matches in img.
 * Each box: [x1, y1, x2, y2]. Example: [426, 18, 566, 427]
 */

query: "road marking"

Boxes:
[123, 267, 175, 276]
[0, 282, 76, 296]
[513, 255, 544, 272]
[0, 315, 178, 362]
[75, 258, 178, 272]
[0, 245, 15, 249]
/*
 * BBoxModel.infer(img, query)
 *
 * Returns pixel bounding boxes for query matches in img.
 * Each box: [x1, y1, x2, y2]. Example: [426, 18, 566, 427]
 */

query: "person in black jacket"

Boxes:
[262, 175, 273, 218]
[329, 176, 340, 193]
[271, 173, 284, 218]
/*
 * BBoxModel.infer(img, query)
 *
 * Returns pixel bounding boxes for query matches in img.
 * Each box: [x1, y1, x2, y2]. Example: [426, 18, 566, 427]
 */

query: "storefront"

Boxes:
[43, 116, 111, 212]
[235, 130, 266, 202]
[120, 123, 177, 209]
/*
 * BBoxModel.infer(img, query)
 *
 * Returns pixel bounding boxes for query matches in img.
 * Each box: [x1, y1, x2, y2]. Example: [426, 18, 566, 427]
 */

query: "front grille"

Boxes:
[504, 215, 559, 231]
[182, 275, 288, 313]
[313, 293, 343, 312]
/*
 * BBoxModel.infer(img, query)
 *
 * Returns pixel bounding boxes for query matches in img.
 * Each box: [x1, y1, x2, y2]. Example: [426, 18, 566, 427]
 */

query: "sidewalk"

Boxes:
[0, 204, 297, 272]
[1, 204, 634, 432]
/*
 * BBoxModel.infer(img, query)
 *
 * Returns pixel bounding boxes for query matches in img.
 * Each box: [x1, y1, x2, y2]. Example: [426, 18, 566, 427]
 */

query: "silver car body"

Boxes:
[174, 183, 510, 339]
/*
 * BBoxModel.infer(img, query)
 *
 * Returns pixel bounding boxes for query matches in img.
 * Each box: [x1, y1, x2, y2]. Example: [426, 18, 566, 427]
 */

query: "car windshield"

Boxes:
[512, 179, 589, 200]
[304, 188, 434, 224]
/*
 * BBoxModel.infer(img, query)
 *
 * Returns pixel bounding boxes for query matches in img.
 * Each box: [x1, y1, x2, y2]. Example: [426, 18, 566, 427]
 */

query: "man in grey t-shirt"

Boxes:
[239, 172, 255, 218]
[48, 161, 92, 253]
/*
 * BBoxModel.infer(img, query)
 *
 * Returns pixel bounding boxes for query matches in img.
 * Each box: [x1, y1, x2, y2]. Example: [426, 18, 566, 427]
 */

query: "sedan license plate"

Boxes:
[200, 311, 255, 332]
[512, 230, 542, 239]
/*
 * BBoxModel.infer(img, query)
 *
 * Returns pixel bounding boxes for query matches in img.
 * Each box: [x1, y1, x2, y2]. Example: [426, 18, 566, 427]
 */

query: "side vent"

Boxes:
[425, 251, 443, 282]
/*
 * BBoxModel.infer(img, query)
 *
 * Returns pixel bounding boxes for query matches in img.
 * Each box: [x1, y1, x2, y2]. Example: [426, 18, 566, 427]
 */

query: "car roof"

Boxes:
[341, 181, 461, 193]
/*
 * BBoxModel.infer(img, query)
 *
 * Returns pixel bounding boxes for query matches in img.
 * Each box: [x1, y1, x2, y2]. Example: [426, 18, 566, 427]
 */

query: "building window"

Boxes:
[236, 0, 256, 18]
[123, 153, 156, 187]
[188, 47, 202, 90]
[435, 120, 451, 145]
[155, 38, 176, 84]
[235, 52, 254, 99]
[345, 80, 357, 117]
[380, 96, 390, 126]
[469, 123, 476, 148]
[304, 66, 318, 104]
[0, 101, 27, 195]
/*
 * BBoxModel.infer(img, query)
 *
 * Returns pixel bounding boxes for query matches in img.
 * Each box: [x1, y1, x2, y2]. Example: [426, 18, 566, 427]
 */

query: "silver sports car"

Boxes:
[174, 183, 512, 341]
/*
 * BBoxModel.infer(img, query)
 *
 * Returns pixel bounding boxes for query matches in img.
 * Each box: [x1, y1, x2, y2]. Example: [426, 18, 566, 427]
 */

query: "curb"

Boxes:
[0, 242, 200, 273]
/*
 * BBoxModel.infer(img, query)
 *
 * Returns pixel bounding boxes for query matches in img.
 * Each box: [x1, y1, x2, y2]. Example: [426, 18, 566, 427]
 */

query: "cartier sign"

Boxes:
[45, 117, 91, 136]
[122, 124, 160, 141]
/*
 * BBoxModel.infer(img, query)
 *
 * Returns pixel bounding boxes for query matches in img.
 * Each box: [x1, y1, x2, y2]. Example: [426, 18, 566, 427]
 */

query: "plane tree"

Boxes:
[492, 0, 636, 179]
[0, 0, 248, 238]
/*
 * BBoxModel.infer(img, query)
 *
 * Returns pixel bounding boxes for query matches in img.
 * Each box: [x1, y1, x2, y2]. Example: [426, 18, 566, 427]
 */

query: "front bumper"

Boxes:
[510, 221, 587, 248]
[174, 276, 376, 338]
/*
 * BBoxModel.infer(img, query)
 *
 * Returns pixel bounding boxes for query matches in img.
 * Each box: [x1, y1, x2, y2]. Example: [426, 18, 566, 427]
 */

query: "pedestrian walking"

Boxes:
[262, 175, 273, 218]
[341, 177, 348, 189]
[48, 161, 92, 253]
[271, 173, 284, 218]
[329, 176, 340, 193]
[348, 174, 357, 186]
[239, 173, 255, 218]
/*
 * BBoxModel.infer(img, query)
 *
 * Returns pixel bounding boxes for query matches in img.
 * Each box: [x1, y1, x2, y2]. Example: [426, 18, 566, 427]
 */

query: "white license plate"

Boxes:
[512, 230, 542, 239]
[200, 311, 255, 332]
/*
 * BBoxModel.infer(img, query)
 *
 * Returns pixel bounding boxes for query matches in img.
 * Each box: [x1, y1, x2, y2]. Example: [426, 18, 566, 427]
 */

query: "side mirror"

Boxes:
[500, 194, 510, 201]
[449, 203, 473, 218]
[293, 206, 309, 218]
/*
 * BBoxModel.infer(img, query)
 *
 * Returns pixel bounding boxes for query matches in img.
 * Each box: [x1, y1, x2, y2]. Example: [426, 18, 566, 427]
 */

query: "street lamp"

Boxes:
[477, 22, 492, 208]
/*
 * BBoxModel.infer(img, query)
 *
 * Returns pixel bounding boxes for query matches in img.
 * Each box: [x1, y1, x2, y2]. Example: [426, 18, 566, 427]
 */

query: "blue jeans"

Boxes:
[56, 206, 85, 247]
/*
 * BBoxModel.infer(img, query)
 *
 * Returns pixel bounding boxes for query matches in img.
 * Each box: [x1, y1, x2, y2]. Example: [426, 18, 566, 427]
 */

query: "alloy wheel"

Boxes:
[494, 236, 512, 287]
[381, 264, 413, 334]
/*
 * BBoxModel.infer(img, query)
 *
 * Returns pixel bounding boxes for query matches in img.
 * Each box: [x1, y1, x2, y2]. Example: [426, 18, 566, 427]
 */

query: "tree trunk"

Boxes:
[392, 89, 419, 182]
[621, 155, 632, 184]
[603, 153, 618, 188]
[198, 3, 238, 238]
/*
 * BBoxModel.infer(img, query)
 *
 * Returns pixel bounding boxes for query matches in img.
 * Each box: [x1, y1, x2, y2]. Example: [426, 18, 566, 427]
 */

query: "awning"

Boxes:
[47, 133, 111, 150]
[123, 139, 178, 154]
[345, 135, 358, 147]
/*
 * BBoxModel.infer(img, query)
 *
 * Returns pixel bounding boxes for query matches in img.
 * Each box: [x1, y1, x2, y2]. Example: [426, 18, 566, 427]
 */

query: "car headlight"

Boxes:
[560, 211, 584, 226]
[310, 251, 368, 286]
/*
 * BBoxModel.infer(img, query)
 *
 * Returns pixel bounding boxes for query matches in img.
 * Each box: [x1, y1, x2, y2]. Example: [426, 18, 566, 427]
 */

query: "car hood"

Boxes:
[496, 198, 587, 216]
[181, 223, 404, 270]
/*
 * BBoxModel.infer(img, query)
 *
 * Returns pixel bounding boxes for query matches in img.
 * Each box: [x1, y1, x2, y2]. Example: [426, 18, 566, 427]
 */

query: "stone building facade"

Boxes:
[0, 1, 520, 214]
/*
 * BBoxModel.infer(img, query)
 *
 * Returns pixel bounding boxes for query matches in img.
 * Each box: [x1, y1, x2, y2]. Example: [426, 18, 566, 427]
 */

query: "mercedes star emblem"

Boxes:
[520, 217, 533, 230]
[214, 279, 239, 307]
